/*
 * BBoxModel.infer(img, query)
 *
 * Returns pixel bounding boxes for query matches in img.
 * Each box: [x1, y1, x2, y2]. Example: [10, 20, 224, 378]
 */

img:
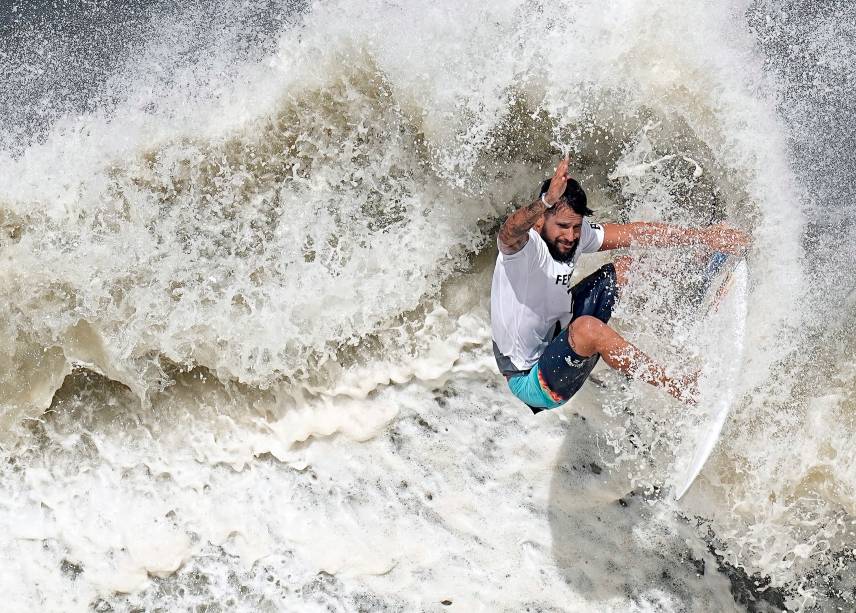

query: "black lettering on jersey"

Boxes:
[555, 273, 573, 286]
[589, 223, 602, 231]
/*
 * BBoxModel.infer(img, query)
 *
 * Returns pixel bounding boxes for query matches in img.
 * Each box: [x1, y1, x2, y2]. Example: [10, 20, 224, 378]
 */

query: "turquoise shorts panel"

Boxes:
[507, 364, 565, 410]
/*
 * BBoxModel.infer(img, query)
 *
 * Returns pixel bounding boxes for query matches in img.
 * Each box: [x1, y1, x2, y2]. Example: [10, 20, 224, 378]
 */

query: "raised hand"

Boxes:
[498, 155, 574, 254]
[543, 155, 570, 206]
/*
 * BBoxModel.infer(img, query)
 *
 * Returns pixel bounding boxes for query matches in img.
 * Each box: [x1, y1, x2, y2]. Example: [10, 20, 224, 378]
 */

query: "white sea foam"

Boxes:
[0, 0, 854, 610]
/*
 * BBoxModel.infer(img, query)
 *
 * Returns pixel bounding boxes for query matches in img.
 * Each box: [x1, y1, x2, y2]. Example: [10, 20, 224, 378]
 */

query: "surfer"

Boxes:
[491, 156, 750, 413]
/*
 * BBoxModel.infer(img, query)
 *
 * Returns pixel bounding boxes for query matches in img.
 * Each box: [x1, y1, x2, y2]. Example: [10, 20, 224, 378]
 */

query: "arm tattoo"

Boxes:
[498, 199, 546, 255]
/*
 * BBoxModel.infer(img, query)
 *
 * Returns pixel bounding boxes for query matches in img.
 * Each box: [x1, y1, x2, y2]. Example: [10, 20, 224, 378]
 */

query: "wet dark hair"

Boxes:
[539, 177, 594, 217]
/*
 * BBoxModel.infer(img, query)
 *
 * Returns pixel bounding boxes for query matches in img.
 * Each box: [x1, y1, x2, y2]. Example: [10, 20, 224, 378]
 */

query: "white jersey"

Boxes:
[491, 222, 605, 371]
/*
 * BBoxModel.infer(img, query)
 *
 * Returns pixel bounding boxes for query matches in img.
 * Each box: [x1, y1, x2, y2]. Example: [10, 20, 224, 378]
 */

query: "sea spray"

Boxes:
[0, 0, 854, 610]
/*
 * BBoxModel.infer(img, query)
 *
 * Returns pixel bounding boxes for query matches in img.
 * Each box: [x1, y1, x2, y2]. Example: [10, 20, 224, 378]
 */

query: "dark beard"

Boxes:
[542, 233, 578, 263]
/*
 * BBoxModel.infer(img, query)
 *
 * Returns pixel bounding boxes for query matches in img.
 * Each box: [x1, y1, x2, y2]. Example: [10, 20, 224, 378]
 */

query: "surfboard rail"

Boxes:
[674, 257, 749, 500]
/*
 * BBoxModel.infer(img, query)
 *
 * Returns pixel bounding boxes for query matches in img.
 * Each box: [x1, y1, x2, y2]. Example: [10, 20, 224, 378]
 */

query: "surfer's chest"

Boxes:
[537, 260, 577, 298]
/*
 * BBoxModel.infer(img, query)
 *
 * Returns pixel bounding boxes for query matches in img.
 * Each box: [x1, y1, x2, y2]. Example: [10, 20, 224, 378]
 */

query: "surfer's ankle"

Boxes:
[673, 372, 700, 405]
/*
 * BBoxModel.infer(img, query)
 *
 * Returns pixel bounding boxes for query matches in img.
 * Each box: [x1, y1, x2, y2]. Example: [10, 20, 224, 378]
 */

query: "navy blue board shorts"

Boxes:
[504, 263, 618, 414]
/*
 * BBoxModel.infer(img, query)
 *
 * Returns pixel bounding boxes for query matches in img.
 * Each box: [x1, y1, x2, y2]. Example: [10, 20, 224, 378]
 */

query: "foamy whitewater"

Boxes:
[1, 0, 854, 610]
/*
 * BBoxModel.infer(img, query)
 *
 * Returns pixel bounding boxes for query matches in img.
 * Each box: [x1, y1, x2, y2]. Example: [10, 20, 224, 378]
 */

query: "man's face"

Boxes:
[535, 205, 583, 262]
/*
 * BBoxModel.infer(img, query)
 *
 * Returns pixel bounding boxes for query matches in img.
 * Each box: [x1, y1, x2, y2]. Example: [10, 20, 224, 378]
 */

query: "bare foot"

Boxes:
[666, 371, 700, 405]
[680, 371, 700, 405]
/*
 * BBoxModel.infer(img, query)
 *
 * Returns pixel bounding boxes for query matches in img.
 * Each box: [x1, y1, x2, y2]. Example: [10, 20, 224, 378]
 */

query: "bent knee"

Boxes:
[571, 315, 605, 338]
[569, 315, 605, 356]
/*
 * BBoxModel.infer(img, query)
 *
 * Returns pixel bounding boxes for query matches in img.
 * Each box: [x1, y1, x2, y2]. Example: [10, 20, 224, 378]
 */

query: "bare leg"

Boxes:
[569, 315, 697, 403]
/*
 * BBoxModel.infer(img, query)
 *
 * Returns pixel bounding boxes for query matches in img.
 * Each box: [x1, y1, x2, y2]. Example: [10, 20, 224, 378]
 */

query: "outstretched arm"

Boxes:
[598, 222, 750, 255]
[498, 157, 568, 255]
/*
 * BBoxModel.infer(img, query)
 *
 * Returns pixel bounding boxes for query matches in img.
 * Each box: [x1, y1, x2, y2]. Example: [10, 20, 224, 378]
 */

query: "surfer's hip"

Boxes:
[506, 264, 618, 413]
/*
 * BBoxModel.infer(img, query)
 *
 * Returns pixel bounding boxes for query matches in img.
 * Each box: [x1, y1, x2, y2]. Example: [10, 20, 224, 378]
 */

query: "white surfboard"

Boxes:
[674, 257, 749, 500]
